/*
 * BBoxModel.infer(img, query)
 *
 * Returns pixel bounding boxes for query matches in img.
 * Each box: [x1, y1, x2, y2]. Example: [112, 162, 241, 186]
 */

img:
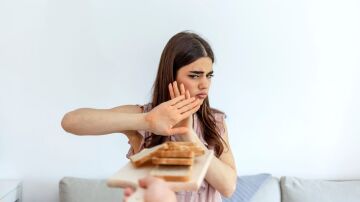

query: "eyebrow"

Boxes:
[189, 70, 214, 75]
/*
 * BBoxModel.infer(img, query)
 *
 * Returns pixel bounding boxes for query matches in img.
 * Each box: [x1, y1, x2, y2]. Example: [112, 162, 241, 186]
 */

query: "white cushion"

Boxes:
[281, 177, 360, 202]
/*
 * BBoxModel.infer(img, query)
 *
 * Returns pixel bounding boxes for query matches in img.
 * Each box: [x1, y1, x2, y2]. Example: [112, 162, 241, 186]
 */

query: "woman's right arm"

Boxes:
[61, 95, 201, 136]
[61, 105, 147, 135]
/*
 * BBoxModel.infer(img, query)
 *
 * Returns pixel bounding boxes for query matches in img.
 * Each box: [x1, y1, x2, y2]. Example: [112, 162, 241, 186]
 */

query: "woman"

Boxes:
[61, 31, 237, 201]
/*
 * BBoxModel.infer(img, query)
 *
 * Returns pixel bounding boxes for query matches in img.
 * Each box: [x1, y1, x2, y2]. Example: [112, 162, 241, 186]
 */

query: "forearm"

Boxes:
[181, 130, 237, 197]
[61, 108, 149, 135]
[205, 156, 237, 197]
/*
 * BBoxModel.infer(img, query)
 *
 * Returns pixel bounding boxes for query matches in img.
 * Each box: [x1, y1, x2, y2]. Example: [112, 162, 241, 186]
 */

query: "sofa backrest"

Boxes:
[59, 176, 281, 202]
[280, 177, 360, 202]
[222, 174, 280, 202]
[59, 177, 122, 202]
[60, 176, 360, 202]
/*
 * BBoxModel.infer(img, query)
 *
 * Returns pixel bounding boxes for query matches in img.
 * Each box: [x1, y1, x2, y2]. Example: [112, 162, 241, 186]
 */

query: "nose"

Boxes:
[198, 76, 209, 90]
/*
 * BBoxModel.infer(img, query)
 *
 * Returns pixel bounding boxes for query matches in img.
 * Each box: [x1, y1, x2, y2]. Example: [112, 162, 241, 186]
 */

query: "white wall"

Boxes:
[1, 0, 359, 201]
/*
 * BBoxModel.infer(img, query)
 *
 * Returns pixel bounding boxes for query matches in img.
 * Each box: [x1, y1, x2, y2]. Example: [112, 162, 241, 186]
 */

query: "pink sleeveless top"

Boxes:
[126, 103, 226, 202]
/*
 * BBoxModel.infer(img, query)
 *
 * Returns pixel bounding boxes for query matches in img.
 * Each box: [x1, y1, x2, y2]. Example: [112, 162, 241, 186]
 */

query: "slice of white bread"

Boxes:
[166, 141, 195, 147]
[157, 150, 194, 158]
[165, 143, 205, 156]
[152, 157, 194, 166]
[150, 165, 192, 182]
[130, 143, 168, 167]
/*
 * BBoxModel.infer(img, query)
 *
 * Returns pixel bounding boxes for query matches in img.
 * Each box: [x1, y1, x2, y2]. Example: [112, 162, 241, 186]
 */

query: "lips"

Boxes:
[195, 93, 207, 99]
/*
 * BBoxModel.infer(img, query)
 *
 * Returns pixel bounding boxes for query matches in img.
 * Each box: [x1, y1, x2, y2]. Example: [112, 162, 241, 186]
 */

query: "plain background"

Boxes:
[1, 0, 359, 201]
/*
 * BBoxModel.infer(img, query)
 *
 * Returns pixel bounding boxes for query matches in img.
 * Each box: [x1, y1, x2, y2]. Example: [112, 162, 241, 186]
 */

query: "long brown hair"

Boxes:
[145, 31, 227, 157]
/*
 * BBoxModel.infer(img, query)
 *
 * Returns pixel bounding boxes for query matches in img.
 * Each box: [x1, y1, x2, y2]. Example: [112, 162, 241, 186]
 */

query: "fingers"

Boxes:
[185, 90, 190, 99]
[169, 82, 183, 99]
[139, 177, 151, 188]
[124, 187, 134, 197]
[173, 81, 181, 97]
[169, 82, 195, 109]
[174, 97, 195, 109]
[178, 98, 201, 114]
[180, 83, 185, 96]
[168, 83, 175, 99]
[169, 81, 188, 100]
[180, 100, 201, 118]
[168, 95, 185, 106]
[139, 176, 163, 188]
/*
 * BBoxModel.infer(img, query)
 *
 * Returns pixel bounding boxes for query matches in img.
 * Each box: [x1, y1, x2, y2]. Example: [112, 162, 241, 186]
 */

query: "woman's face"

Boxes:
[176, 57, 213, 104]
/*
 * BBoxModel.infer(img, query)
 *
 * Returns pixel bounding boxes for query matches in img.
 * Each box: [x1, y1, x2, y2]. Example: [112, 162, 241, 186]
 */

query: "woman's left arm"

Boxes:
[168, 81, 237, 196]
[169, 81, 237, 197]
[186, 122, 237, 197]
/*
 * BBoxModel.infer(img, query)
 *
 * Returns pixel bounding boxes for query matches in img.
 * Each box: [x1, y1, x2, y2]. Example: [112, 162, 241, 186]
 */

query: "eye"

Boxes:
[207, 74, 214, 79]
[188, 75, 200, 79]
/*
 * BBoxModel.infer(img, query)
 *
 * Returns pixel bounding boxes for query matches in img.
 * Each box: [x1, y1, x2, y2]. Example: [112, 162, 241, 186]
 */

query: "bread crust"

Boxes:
[130, 143, 168, 167]
[157, 150, 194, 158]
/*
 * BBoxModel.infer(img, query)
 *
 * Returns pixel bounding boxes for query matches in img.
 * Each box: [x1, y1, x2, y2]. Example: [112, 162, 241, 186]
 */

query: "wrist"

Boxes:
[177, 129, 197, 141]
[176, 133, 193, 141]
[140, 112, 151, 131]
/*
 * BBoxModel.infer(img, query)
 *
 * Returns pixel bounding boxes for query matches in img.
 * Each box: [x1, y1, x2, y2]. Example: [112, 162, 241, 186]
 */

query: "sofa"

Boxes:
[59, 176, 360, 202]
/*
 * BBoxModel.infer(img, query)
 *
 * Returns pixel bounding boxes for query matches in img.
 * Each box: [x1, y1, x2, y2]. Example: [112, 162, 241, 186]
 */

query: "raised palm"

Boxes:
[168, 82, 196, 131]
[145, 94, 200, 136]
